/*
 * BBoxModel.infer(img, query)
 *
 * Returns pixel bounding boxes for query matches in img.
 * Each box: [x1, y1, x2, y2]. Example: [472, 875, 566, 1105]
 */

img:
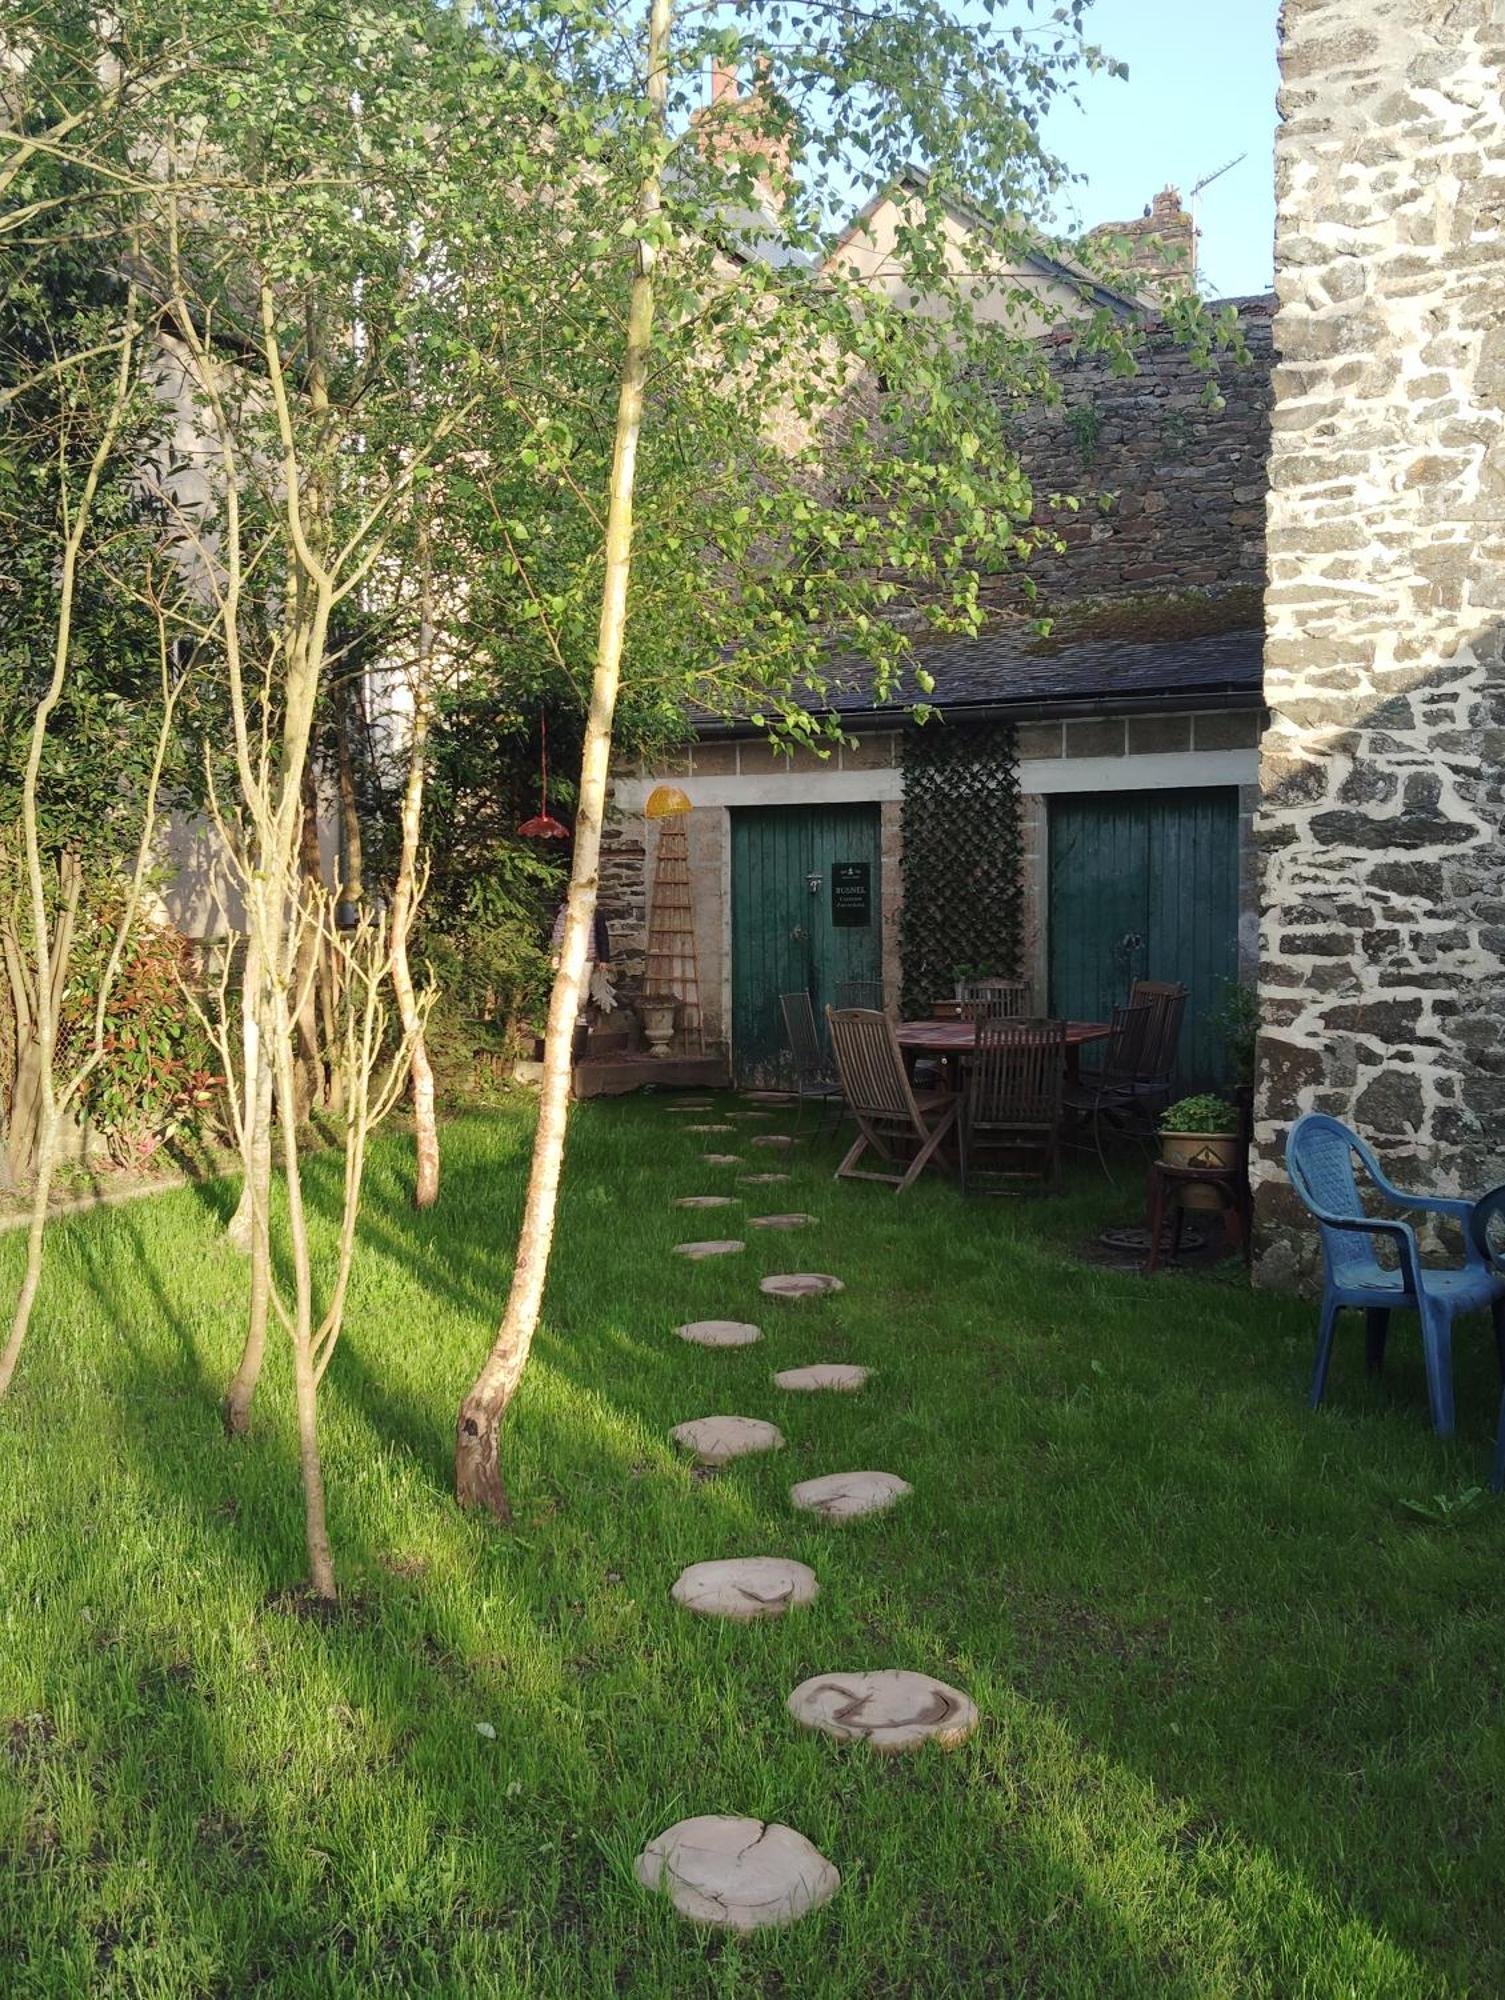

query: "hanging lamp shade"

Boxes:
[517, 714, 571, 839]
[644, 782, 692, 820]
[516, 809, 570, 840]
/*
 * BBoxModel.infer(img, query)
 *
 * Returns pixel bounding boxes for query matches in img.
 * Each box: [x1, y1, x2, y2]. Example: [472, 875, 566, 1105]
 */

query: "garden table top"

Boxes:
[895, 1019, 1110, 1056]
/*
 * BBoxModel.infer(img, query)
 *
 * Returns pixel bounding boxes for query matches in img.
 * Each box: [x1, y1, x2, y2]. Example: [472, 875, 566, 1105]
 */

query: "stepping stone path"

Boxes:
[666, 1102, 714, 1112]
[790, 1471, 911, 1520]
[786, 1671, 978, 1754]
[774, 1363, 869, 1392]
[727, 1110, 773, 1120]
[761, 1273, 844, 1299]
[685, 1123, 735, 1133]
[742, 1091, 794, 1104]
[634, 1815, 839, 1930]
[676, 1319, 762, 1348]
[671, 1556, 818, 1621]
[671, 1415, 785, 1464]
[645, 1136, 953, 1932]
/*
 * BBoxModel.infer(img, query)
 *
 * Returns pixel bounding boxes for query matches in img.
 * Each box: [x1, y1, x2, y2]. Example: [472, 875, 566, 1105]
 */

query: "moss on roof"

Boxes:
[1031, 585, 1263, 654]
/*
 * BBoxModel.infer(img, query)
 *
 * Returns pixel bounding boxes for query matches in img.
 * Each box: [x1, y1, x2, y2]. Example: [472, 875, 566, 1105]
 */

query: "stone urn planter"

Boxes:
[1158, 1095, 1241, 1210]
[639, 997, 678, 1059]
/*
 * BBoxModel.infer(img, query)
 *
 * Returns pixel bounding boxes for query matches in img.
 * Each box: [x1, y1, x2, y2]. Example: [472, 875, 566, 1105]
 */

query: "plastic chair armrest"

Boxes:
[1314, 1211, 1424, 1293]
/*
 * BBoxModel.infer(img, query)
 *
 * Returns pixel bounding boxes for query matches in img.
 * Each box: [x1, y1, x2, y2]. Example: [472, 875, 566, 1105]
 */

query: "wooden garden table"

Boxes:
[895, 1018, 1111, 1090]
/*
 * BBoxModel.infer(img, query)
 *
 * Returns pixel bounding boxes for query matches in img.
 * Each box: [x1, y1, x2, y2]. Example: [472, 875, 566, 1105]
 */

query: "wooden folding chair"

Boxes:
[826, 1007, 957, 1194]
[960, 1017, 1066, 1193]
[954, 977, 1031, 1020]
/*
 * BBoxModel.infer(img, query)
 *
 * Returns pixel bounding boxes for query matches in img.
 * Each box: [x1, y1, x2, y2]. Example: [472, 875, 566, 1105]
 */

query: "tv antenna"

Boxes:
[1190, 153, 1246, 203]
[1186, 153, 1246, 294]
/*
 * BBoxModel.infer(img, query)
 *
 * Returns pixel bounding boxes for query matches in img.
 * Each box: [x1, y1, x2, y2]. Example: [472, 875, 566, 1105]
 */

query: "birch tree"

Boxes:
[453, 0, 1232, 1514]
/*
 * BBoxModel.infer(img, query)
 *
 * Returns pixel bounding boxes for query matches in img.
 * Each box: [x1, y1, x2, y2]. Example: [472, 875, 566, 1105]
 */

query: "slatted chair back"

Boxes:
[955, 977, 1031, 1020]
[835, 979, 884, 1012]
[1129, 979, 1188, 1089]
[780, 990, 827, 1085]
[826, 1008, 919, 1125]
[970, 1018, 1067, 1128]
[1099, 1000, 1156, 1084]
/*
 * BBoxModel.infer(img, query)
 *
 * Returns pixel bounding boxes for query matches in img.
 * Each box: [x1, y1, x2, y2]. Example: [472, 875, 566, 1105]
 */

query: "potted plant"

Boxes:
[1159, 1094, 1242, 1207]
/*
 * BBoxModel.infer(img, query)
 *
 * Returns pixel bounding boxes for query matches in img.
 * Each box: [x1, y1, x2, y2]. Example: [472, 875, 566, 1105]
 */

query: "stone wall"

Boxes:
[1253, 0, 1505, 1283]
[992, 298, 1273, 612]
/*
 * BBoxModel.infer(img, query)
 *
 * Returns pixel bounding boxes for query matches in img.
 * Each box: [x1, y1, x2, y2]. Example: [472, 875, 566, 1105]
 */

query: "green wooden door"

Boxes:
[1048, 787, 1239, 1089]
[730, 804, 883, 1084]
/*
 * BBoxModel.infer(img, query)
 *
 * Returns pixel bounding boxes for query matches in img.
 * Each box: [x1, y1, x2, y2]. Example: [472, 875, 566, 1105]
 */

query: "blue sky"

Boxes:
[1041, 0, 1280, 300]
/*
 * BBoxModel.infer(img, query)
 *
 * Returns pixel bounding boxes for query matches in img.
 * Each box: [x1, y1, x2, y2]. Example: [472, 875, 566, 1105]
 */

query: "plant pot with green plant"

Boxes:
[1159, 1094, 1242, 1208]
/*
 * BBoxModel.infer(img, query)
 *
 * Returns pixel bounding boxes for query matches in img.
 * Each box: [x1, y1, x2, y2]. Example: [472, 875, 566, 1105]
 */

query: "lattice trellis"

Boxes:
[643, 818, 703, 1048]
[900, 721, 1024, 1017]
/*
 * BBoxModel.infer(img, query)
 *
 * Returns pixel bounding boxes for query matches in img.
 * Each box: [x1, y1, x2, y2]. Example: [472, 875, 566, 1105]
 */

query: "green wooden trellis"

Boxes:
[899, 721, 1024, 1016]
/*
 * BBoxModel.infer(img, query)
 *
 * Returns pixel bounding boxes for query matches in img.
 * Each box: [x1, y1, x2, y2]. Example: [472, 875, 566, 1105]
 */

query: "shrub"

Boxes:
[61, 913, 226, 1169]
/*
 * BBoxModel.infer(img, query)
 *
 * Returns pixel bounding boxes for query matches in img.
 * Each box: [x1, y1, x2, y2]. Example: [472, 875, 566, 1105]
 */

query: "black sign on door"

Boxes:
[831, 860, 871, 927]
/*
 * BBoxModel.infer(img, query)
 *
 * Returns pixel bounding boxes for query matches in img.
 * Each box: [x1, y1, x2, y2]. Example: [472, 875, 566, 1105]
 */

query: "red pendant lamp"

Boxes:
[516, 713, 570, 840]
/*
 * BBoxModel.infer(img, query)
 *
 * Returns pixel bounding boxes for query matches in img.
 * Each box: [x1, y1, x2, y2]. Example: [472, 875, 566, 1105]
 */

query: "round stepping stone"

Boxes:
[673, 1195, 737, 1209]
[634, 1815, 839, 1930]
[701, 1153, 743, 1166]
[672, 1239, 745, 1260]
[685, 1123, 735, 1133]
[728, 1110, 774, 1120]
[739, 1172, 791, 1186]
[676, 1319, 762, 1348]
[750, 1134, 797, 1149]
[760, 1273, 844, 1299]
[786, 1671, 978, 1754]
[671, 1556, 819, 1621]
[774, 1364, 869, 1392]
[748, 1213, 817, 1230]
[671, 1415, 785, 1464]
[667, 1102, 714, 1112]
[742, 1091, 795, 1104]
[789, 1471, 911, 1520]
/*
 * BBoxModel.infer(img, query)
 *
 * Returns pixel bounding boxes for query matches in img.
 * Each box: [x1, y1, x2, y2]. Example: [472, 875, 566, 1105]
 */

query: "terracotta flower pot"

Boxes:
[1160, 1129, 1241, 1209]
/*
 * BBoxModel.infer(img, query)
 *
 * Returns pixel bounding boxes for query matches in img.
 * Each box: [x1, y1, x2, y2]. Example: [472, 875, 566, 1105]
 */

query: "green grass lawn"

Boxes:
[3, 1097, 1505, 1997]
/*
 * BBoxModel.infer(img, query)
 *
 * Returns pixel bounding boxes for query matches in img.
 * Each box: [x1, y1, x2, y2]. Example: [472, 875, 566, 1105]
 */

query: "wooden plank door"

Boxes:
[730, 804, 882, 1084]
[1047, 787, 1239, 1089]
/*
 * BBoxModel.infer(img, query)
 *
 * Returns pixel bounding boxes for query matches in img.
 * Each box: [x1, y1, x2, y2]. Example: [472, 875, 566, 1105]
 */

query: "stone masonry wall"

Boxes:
[992, 299, 1273, 612]
[1253, 0, 1505, 1284]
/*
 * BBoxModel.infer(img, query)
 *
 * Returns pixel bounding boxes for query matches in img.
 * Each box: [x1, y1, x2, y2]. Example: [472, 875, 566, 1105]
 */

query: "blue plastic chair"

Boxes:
[1285, 1113, 1505, 1438]
[1467, 1186, 1505, 1488]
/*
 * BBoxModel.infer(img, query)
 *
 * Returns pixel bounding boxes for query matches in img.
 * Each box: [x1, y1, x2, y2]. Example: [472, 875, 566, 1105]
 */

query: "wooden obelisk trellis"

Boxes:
[643, 818, 703, 1050]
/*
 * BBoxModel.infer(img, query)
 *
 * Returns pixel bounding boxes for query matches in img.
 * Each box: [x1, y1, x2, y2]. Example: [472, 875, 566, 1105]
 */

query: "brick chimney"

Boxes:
[1086, 185, 1197, 290]
[691, 55, 792, 210]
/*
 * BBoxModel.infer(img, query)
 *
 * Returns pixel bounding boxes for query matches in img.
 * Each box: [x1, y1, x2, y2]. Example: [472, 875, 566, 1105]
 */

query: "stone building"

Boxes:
[1252, 0, 1505, 1280]
[598, 300, 1274, 1089]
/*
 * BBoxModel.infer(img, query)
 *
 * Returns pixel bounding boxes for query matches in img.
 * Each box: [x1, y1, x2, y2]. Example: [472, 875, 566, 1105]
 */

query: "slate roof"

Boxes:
[863, 622, 1265, 717]
[695, 621, 1264, 733]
